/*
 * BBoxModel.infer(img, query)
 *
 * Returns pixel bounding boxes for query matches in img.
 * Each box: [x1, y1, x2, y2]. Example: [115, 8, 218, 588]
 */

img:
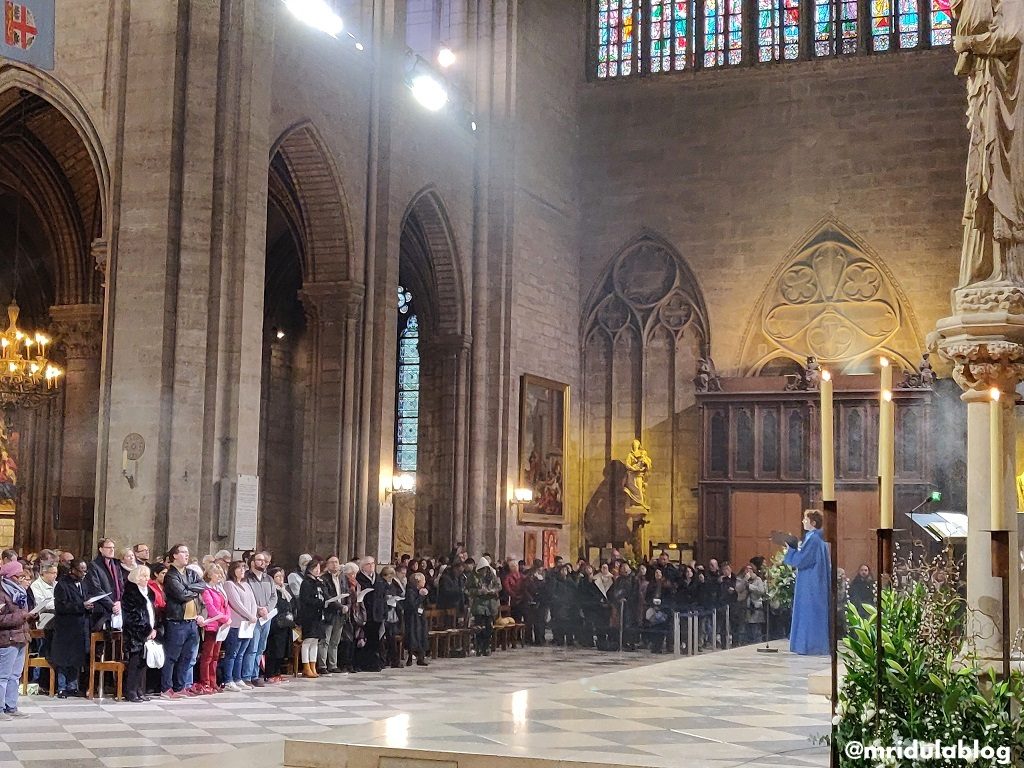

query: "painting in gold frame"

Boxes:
[518, 374, 568, 526]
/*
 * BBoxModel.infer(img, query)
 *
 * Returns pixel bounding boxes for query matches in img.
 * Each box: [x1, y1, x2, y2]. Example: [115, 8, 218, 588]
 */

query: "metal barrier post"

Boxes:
[711, 609, 718, 650]
[688, 612, 697, 656]
[618, 599, 625, 652]
[673, 611, 681, 656]
[725, 606, 732, 649]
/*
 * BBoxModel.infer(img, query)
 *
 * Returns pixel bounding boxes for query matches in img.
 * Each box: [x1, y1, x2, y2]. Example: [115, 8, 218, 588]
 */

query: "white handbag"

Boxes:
[144, 639, 165, 669]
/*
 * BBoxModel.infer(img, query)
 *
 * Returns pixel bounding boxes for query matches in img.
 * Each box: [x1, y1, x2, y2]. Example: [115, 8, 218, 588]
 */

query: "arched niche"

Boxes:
[581, 233, 709, 553]
[738, 219, 923, 375]
[396, 188, 468, 556]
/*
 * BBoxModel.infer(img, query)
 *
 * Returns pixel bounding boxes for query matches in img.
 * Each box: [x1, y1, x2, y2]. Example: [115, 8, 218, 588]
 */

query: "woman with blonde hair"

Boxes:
[122, 565, 156, 702]
[198, 563, 230, 693]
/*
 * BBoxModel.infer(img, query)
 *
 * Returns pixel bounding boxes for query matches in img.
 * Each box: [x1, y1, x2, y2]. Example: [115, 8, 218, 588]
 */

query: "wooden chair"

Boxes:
[290, 638, 302, 676]
[87, 631, 124, 701]
[20, 628, 55, 696]
[499, 604, 527, 649]
[426, 609, 451, 658]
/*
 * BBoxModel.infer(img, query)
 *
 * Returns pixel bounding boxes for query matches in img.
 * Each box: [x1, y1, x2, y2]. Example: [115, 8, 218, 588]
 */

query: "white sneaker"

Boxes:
[223, 682, 240, 692]
[240, 681, 254, 690]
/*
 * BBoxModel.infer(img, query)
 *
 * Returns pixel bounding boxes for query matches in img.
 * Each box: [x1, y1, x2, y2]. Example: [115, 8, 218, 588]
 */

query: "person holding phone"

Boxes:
[49, 560, 94, 698]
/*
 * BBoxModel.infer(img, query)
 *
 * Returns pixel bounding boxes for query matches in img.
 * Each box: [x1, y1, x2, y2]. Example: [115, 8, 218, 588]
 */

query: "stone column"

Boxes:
[299, 280, 364, 558]
[49, 304, 103, 500]
[933, 288, 1024, 660]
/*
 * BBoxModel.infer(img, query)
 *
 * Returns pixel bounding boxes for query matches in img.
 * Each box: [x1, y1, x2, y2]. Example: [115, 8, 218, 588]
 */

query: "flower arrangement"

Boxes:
[765, 547, 795, 610]
[834, 553, 1023, 767]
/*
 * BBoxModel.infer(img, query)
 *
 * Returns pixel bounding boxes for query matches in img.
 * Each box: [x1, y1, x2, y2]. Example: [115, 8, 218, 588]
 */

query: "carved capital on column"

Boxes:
[49, 303, 104, 360]
[91, 239, 109, 286]
[299, 280, 364, 327]
[953, 284, 1024, 315]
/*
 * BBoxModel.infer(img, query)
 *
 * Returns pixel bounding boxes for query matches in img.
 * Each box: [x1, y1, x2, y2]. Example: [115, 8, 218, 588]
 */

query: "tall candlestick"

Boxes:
[878, 357, 892, 477]
[879, 389, 894, 529]
[991, 388, 1004, 531]
[820, 370, 835, 502]
[122, 449, 128, 472]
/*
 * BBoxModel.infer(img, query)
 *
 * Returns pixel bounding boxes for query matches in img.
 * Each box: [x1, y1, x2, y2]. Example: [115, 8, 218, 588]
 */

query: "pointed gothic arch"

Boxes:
[581, 232, 709, 553]
[737, 218, 924, 375]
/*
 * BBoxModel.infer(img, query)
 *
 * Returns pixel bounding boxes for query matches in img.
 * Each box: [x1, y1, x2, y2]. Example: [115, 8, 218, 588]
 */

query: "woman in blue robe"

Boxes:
[783, 509, 831, 656]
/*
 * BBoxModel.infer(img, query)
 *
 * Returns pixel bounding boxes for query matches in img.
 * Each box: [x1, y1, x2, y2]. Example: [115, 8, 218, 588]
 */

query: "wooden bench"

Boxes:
[425, 608, 455, 658]
[87, 631, 124, 700]
[20, 628, 55, 696]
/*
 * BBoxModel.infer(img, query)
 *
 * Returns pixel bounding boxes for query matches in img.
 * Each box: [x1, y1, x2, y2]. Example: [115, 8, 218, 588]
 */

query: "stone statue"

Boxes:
[694, 357, 722, 392]
[784, 356, 822, 391]
[624, 438, 652, 512]
[953, 0, 1024, 287]
[899, 353, 937, 389]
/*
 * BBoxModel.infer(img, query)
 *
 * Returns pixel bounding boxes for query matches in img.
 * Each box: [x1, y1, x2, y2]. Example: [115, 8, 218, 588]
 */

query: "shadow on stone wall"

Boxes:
[583, 460, 632, 548]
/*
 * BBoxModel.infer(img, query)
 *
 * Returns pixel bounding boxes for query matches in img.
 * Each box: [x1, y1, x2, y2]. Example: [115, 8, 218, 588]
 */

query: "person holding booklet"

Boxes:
[0, 560, 31, 717]
[380, 566, 405, 668]
[198, 563, 230, 693]
[221, 560, 258, 692]
[264, 567, 296, 681]
[243, 552, 277, 687]
[49, 560, 94, 698]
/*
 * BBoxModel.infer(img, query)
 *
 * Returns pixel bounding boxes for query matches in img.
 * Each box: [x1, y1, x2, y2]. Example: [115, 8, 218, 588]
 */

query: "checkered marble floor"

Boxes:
[0, 645, 666, 768]
[287, 641, 832, 768]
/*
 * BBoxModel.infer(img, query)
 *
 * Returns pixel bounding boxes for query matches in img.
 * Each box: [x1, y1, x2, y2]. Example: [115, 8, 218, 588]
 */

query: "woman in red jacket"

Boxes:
[0, 561, 32, 718]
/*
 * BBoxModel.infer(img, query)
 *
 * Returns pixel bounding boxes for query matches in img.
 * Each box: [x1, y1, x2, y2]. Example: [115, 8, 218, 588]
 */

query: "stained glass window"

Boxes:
[597, 0, 640, 78]
[758, 0, 800, 62]
[813, 0, 858, 55]
[396, 286, 419, 472]
[703, 0, 742, 67]
[930, 0, 952, 44]
[872, 0, 916, 50]
[650, 0, 689, 71]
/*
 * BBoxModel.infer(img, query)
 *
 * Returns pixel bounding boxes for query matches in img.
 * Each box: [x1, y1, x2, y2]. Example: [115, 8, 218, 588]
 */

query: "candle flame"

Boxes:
[991, 387, 1001, 402]
[880, 356, 890, 368]
[882, 390, 893, 402]
[821, 370, 831, 382]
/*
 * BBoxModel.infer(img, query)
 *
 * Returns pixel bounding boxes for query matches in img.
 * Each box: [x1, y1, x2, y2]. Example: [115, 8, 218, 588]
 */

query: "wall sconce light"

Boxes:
[509, 487, 534, 509]
[385, 473, 416, 501]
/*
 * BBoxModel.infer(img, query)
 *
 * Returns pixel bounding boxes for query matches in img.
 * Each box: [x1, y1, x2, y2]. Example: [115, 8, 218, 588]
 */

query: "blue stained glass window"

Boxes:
[930, 0, 952, 45]
[396, 287, 419, 472]
[649, 0, 689, 71]
[703, 0, 742, 67]
[814, 0, 857, 54]
[597, 0, 640, 78]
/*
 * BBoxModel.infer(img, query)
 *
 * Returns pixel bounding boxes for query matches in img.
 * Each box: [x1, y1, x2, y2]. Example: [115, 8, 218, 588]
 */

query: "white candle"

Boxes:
[991, 388, 1004, 531]
[878, 357, 892, 477]
[820, 370, 835, 502]
[880, 390, 894, 529]
[122, 449, 128, 472]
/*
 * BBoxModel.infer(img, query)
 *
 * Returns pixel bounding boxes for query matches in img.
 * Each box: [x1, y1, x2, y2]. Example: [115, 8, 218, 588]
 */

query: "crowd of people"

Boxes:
[0, 538, 839, 720]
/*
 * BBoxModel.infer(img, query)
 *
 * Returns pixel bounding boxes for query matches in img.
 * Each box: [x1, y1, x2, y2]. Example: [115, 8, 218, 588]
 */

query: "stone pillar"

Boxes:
[49, 304, 103, 499]
[933, 288, 1024, 660]
[299, 280, 364, 558]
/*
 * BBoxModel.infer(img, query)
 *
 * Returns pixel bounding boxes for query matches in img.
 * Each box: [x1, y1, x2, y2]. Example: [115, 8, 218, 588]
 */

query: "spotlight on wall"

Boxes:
[271, 327, 286, 340]
[385, 473, 417, 501]
[509, 487, 534, 510]
[436, 45, 456, 68]
[410, 72, 449, 111]
[283, 0, 344, 36]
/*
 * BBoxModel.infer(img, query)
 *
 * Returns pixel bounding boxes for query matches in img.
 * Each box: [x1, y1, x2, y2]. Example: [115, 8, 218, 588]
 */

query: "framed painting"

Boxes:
[542, 529, 559, 569]
[518, 374, 568, 526]
[524, 531, 538, 566]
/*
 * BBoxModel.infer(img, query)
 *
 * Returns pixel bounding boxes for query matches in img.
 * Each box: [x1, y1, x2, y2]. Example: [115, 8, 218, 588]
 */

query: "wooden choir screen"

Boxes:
[697, 374, 938, 567]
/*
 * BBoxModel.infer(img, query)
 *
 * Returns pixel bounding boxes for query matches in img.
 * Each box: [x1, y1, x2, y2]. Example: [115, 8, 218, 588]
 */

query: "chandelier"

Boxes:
[0, 300, 63, 407]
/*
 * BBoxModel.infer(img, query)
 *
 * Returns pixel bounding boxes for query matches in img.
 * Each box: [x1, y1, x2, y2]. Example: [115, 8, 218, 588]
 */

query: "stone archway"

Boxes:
[581, 232, 710, 553]
[395, 188, 468, 556]
[0, 83, 107, 555]
[259, 122, 361, 562]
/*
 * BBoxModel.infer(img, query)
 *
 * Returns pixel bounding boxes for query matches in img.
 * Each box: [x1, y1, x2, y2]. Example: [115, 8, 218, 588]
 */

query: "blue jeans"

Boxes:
[0, 644, 26, 712]
[242, 618, 270, 681]
[57, 665, 80, 693]
[220, 628, 251, 683]
[161, 620, 200, 692]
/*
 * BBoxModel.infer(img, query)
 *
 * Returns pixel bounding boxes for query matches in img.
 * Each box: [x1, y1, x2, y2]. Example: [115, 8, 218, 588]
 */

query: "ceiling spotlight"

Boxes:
[274, 328, 286, 340]
[471, 120, 477, 131]
[284, 0, 344, 37]
[355, 42, 364, 50]
[437, 46, 456, 68]
[410, 73, 449, 111]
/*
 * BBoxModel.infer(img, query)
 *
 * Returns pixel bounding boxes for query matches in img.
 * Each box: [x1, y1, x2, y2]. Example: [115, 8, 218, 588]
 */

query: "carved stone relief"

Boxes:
[739, 221, 923, 374]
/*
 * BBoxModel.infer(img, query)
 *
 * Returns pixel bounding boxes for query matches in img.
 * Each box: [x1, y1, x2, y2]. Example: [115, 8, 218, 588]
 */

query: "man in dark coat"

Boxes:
[437, 561, 466, 615]
[161, 544, 203, 696]
[355, 556, 385, 671]
[49, 560, 93, 697]
[84, 538, 124, 630]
